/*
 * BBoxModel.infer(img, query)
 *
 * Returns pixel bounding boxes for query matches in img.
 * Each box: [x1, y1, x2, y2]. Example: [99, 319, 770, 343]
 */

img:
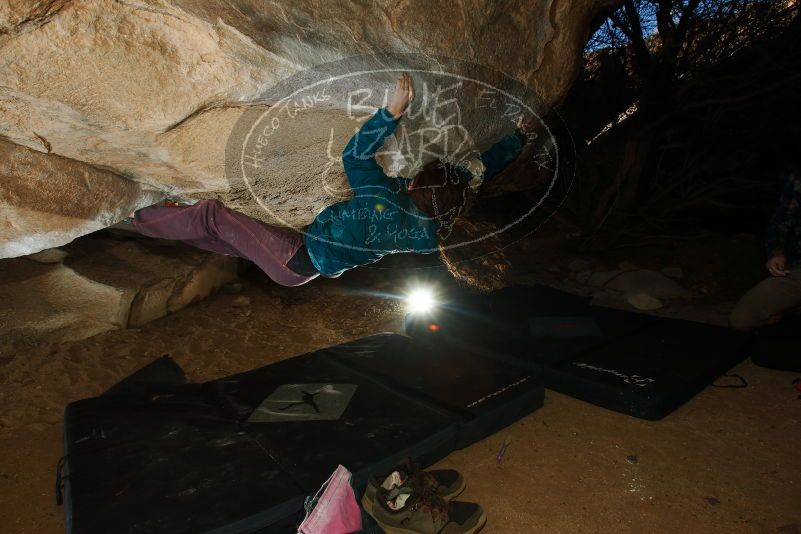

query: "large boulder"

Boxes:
[0, 236, 238, 343]
[0, 0, 617, 257]
[0, 138, 161, 257]
[606, 269, 692, 300]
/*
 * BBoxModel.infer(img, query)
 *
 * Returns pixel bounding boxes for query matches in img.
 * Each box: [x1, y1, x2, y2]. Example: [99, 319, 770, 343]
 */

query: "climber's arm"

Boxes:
[478, 114, 540, 184]
[478, 131, 525, 183]
[341, 108, 398, 191]
[342, 73, 414, 192]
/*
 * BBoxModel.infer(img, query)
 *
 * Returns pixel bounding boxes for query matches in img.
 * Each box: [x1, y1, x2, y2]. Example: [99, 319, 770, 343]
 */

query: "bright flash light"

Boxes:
[406, 287, 436, 314]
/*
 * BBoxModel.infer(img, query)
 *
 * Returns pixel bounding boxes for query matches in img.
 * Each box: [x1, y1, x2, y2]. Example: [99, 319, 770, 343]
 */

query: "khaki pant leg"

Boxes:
[729, 267, 801, 331]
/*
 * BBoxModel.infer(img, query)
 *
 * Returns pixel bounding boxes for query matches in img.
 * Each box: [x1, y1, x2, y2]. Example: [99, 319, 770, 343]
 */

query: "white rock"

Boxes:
[626, 292, 663, 311]
[232, 296, 251, 308]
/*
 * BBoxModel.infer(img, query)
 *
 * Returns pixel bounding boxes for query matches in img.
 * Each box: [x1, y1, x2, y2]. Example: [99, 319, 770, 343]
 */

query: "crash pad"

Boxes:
[61, 333, 543, 534]
[405, 285, 749, 420]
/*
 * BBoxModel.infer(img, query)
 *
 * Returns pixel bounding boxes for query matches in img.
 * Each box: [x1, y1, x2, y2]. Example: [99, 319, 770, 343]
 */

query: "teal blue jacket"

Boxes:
[304, 108, 524, 277]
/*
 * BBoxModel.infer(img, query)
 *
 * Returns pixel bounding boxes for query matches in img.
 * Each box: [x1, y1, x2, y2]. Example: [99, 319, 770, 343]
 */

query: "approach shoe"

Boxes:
[362, 465, 484, 534]
[362, 458, 465, 508]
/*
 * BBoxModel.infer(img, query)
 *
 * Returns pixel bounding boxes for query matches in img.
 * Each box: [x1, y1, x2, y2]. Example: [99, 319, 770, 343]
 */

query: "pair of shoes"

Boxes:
[362, 459, 486, 534]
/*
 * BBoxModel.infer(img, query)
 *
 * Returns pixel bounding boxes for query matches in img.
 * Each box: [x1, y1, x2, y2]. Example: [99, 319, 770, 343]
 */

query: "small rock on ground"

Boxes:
[626, 292, 663, 310]
[232, 296, 251, 307]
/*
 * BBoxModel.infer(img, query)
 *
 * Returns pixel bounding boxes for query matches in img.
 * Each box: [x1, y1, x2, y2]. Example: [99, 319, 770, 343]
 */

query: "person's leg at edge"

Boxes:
[133, 200, 317, 287]
[729, 267, 801, 331]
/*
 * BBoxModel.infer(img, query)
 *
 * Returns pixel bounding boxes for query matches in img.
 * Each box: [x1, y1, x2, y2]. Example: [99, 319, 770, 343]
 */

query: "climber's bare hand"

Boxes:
[388, 72, 414, 119]
[766, 252, 790, 277]
[516, 114, 538, 136]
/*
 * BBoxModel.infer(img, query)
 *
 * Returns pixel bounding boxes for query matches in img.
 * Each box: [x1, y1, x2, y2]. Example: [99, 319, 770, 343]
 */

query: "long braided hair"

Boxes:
[405, 160, 509, 291]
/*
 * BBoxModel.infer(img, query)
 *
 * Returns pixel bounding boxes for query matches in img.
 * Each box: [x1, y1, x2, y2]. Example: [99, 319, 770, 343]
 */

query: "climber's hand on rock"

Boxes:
[766, 252, 790, 277]
[388, 72, 414, 119]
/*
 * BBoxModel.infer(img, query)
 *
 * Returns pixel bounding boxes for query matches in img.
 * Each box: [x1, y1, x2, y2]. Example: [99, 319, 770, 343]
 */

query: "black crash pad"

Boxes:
[406, 285, 657, 365]
[405, 285, 749, 420]
[327, 334, 543, 448]
[62, 333, 542, 534]
[63, 373, 306, 534]
[542, 318, 749, 419]
[203, 338, 460, 493]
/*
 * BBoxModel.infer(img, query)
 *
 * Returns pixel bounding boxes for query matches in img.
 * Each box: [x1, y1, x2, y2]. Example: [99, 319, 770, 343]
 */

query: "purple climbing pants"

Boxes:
[133, 200, 318, 287]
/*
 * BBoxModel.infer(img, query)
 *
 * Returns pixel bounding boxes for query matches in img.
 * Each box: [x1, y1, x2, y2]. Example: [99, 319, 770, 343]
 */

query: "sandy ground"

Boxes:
[1, 235, 800, 533]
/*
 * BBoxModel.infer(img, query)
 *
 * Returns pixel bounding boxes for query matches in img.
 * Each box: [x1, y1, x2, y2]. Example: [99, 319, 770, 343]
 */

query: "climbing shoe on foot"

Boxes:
[362, 458, 465, 508]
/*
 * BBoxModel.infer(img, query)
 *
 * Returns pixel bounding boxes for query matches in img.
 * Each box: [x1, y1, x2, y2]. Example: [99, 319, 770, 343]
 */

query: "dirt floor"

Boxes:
[0, 232, 800, 533]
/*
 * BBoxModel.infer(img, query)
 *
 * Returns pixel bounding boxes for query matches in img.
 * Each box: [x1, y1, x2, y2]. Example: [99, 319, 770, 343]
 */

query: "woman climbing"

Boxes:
[133, 73, 535, 290]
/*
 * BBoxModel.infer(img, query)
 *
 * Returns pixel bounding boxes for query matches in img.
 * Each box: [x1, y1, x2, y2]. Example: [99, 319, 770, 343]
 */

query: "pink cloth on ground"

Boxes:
[298, 465, 362, 534]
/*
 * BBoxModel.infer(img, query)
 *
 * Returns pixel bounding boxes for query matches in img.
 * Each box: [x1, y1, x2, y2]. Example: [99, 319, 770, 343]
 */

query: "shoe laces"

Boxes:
[413, 485, 449, 524]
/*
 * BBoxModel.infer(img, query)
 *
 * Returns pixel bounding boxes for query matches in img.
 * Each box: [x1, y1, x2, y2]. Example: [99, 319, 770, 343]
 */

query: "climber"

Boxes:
[132, 73, 537, 290]
[729, 169, 801, 330]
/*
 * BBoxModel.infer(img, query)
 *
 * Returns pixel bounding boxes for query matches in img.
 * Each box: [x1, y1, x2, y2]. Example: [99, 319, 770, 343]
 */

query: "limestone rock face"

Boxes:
[0, 0, 617, 258]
